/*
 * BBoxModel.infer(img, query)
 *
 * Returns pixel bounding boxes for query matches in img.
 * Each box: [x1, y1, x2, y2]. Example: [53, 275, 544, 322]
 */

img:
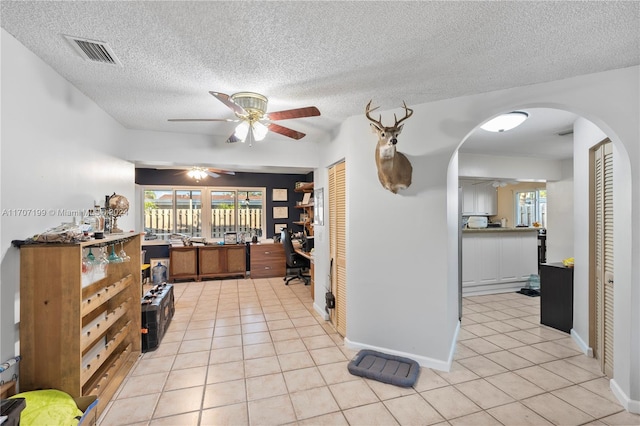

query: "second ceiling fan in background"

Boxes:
[169, 91, 321, 145]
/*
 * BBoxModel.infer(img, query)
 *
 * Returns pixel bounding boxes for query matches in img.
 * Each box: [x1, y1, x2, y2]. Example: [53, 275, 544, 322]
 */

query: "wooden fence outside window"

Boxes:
[145, 208, 262, 239]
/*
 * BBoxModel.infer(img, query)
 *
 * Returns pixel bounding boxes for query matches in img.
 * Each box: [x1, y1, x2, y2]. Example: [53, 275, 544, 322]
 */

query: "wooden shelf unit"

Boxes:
[294, 182, 314, 236]
[198, 245, 246, 280]
[19, 232, 142, 418]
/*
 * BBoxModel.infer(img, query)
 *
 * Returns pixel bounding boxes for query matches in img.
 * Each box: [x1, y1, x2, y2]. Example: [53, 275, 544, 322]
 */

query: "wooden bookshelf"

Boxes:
[19, 232, 142, 418]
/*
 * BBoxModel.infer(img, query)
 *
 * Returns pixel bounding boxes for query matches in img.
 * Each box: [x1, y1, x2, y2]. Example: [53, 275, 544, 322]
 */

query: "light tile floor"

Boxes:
[98, 279, 640, 425]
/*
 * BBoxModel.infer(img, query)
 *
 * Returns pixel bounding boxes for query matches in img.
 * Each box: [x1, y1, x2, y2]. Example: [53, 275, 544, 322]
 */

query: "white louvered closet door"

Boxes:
[329, 161, 347, 337]
[594, 140, 614, 378]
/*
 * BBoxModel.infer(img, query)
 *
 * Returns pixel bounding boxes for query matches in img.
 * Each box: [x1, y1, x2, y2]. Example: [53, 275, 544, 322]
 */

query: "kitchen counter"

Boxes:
[463, 227, 541, 233]
[462, 229, 538, 296]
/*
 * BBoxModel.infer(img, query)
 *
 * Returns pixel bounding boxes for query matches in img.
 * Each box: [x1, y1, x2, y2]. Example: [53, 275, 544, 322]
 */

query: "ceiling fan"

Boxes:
[169, 92, 321, 145]
[186, 167, 235, 181]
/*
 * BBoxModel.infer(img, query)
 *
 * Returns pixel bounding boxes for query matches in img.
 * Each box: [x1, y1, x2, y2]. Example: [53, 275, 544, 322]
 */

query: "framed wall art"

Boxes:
[273, 206, 288, 219]
[314, 187, 324, 226]
[272, 188, 288, 202]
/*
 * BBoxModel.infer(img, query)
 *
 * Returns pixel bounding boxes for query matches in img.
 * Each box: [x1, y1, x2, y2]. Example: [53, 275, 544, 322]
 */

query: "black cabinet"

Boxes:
[540, 263, 574, 333]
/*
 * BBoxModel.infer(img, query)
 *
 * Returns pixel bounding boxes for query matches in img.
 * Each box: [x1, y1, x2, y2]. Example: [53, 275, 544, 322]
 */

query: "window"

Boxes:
[176, 190, 202, 237]
[515, 189, 546, 227]
[210, 190, 264, 238]
[144, 187, 265, 241]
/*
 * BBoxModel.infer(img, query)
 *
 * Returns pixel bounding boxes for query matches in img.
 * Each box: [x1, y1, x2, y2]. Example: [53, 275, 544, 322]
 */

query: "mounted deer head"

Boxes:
[365, 100, 414, 194]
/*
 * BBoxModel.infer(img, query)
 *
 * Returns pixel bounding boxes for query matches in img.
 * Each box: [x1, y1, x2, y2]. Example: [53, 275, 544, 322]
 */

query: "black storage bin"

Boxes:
[0, 398, 26, 426]
[141, 283, 175, 352]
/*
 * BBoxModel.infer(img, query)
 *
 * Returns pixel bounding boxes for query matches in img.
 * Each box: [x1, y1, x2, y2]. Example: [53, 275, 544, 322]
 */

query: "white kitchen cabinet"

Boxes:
[462, 234, 500, 287]
[462, 229, 538, 296]
[460, 179, 497, 216]
[476, 183, 498, 216]
[461, 179, 476, 215]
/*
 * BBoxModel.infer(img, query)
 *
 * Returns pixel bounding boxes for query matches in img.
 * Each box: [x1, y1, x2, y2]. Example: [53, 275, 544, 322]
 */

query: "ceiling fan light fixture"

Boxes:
[170, 90, 320, 143]
[230, 92, 268, 116]
[187, 167, 208, 181]
[481, 111, 529, 133]
[252, 121, 268, 141]
[234, 121, 250, 142]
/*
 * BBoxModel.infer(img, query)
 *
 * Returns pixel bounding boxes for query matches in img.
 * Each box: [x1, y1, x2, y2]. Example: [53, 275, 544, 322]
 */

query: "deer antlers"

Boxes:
[365, 100, 413, 128]
[365, 100, 383, 127]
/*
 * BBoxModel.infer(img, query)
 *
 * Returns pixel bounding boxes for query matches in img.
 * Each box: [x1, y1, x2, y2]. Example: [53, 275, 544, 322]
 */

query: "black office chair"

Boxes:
[281, 228, 310, 285]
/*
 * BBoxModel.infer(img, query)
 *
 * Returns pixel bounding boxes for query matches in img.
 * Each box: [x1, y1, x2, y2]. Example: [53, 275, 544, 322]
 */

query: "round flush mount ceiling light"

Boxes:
[480, 111, 529, 132]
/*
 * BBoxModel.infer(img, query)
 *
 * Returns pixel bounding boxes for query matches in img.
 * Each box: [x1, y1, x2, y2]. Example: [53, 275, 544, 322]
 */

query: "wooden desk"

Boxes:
[250, 243, 285, 278]
[294, 248, 312, 261]
[294, 248, 314, 295]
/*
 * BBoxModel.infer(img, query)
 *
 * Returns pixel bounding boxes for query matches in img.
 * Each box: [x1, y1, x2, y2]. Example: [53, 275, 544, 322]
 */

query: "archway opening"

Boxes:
[448, 105, 633, 392]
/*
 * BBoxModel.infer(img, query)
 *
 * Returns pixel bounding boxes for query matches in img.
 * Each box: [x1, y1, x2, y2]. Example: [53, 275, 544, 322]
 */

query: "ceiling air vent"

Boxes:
[63, 35, 122, 66]
[557, 129, 574, 136]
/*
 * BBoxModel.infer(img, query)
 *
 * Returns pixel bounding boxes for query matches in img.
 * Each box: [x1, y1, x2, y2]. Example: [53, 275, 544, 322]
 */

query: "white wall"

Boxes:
[308, 117, 353, 319]
[338, 100, 467, 368]
[545, 159, 575, 262]
[117, 127, 324, 172]
[459, 152, 563, 181]
[0, 30, 136, 378]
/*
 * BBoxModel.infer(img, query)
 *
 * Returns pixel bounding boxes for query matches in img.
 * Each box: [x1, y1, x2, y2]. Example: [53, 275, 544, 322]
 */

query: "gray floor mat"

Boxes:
[347, 349, 420, 387]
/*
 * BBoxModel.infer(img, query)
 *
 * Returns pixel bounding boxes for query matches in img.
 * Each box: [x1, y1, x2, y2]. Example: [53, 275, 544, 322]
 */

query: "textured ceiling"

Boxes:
[1, 1, 639, 159]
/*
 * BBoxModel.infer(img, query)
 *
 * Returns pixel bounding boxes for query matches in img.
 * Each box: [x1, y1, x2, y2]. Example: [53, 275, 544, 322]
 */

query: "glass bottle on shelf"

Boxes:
[84, 209, 97, 234]
[94, 205, 105, 234]
[104, 195, 112, 234]
[102, 208, 111, 235]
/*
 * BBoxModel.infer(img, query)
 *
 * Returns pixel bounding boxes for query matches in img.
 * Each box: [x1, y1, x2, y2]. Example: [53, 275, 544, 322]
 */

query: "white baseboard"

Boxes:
[570, 329, 593, 357]
[462, 280, 527, 297]
[313, 301, 329, 321]
[447, 320, 461, 370]
[344, 337, 452, 372]
[611, 379, 640, 414]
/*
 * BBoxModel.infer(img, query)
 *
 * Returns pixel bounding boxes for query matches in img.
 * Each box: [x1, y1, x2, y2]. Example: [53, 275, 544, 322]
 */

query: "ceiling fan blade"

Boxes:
[168, 118, 238, 122]
[205, 170, 221, 178]
[226, 130, 242, 143]
[209, 168, 235, 176]
[267, 123, 306, 140]
[209, 91, 247, 115]
[267, 106, 320, 121]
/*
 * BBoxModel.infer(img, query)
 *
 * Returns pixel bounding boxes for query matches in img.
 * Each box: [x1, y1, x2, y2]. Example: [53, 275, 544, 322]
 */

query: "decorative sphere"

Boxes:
[109, 194, 129, 218]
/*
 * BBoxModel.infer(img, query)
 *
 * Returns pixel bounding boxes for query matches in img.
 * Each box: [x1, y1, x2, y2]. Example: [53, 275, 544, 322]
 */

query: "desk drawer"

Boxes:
[250, 244, 285, 278]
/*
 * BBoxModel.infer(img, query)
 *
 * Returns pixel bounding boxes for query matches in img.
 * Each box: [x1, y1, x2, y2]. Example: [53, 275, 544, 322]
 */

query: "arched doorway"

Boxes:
[450, 106, 633, 385]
